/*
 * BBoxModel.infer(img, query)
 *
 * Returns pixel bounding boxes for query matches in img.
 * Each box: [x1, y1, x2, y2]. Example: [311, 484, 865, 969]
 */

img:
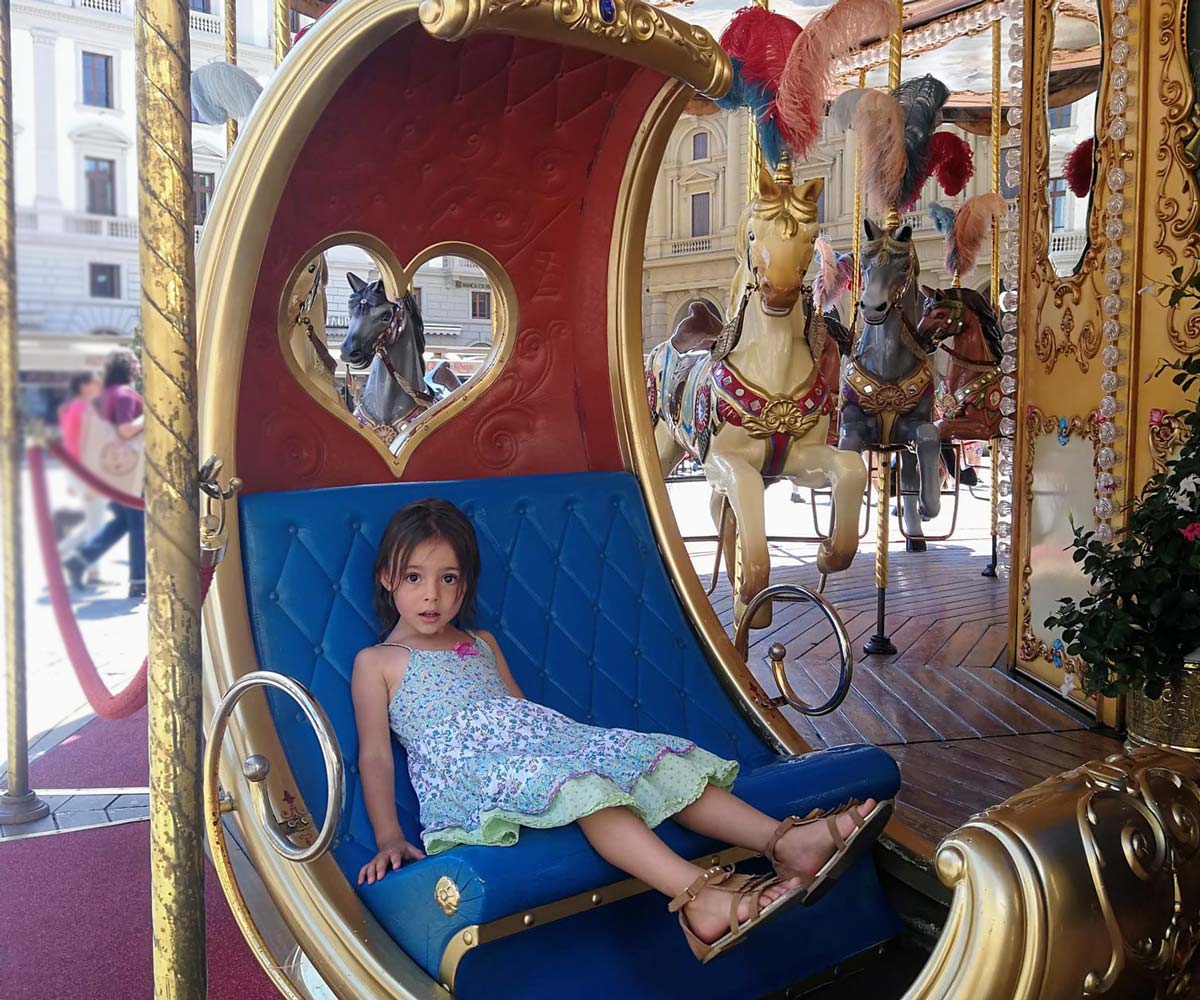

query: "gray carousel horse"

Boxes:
[340, 273, 435, 447]
[839, 220, 940, 550]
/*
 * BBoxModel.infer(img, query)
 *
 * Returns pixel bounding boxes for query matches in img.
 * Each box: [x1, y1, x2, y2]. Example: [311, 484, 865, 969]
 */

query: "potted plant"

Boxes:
[1044, 354, 1200, 754]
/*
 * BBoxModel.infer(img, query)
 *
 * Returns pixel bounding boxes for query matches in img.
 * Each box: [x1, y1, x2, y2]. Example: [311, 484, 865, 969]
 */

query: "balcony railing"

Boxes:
[63, 213, 139, 239]
[189, 9, 222, 34]
[670, 237, 713, 256]
[79, 0, 124, 12]
[1049, 230, 1087, 256]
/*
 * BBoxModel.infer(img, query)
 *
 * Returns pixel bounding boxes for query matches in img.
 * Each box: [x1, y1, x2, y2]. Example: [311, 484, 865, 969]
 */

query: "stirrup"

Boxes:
[668, 865, 804, 964]
[763, 798, 864, 880]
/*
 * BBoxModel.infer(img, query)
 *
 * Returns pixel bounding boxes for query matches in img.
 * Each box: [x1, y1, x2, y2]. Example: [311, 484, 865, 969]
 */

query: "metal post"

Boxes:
[850, 67, 867, 301]
[882, 0, 903, 231]
[135, 0, 205, 994]
[864, 451, 897, 654]
[745, 0, 768, 201]
[224, 0, 238, 151]
[274, 0, 291, 66]
[0, 0, 50, 827]
[981, 18, 1002, 579]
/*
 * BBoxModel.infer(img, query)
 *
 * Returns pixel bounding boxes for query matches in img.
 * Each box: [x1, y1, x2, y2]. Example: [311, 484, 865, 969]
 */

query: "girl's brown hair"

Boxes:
[372, 499, 481, 635]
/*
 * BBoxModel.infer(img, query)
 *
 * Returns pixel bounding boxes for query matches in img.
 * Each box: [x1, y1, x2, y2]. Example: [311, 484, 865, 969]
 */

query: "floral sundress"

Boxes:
[384, 632, 738, 855]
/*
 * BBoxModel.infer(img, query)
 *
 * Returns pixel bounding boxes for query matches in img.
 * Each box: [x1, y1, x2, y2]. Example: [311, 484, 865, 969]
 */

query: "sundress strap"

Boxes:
[376, 641, 417, 652]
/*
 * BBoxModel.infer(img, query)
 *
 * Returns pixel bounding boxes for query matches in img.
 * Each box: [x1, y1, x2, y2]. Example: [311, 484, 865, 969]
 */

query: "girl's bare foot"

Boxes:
[772, 798, 877, 878]
[682, 874, 805, 945]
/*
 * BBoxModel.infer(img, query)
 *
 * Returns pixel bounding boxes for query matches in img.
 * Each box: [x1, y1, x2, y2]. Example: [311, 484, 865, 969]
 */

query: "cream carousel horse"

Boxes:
[287, 255, 348, 414]
[647, 159, 867, 627]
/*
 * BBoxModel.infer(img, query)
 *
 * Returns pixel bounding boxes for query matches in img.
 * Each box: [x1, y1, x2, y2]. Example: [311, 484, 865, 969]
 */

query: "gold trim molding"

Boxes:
[901, 748, 1200, 1000]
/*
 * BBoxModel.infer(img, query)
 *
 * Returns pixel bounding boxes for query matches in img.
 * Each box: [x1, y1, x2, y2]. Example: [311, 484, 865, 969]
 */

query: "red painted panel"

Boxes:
[235, 29, 668, 492]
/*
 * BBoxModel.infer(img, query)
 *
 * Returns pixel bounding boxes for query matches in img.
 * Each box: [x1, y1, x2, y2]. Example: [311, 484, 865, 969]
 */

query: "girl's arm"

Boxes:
[476, 629, 525, 698]
[350, 647, 425, 884]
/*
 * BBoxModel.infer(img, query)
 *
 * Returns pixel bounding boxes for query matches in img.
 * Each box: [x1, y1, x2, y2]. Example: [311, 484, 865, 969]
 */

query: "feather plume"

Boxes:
[828, 88, 869, 132]
[927, 131, 974, 198]
[776, 0, 898, 157]
[929, 202, 956, 235]
[191, 62, 261, 124]
[715, 58, 787, 167]
[853, 91, 906, 213]
[895, 76, 951, 210]
[720, 7, 803, 89]
[814, 237, 854, 311]
[1064, 137, 1095, 197]
[946, 193, 1007, 276]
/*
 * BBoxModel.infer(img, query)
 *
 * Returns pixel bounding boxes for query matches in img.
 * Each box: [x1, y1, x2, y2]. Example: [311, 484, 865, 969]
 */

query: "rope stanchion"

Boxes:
[27, 444, 214, 720]
[43, 438, 144, 509]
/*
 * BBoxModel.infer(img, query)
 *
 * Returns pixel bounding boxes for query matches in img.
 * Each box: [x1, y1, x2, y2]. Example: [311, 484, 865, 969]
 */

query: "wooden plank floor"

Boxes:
[675, 484, 1123, 849]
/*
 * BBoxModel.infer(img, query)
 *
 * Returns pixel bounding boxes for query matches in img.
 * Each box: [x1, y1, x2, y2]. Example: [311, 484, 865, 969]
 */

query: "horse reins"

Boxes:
[368, 297, 436, 409]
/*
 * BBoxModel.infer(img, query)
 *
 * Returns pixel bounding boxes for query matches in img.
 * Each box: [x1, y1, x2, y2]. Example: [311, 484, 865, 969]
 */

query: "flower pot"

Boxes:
[1126, 656, 1200, 756]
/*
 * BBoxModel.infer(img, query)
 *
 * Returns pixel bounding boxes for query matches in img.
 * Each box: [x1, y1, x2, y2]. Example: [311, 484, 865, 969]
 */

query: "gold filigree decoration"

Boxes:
[1037, 306, 1100, 374]
[1149, 410, 1188, 475]
[1153, 0, 1200, 353]
[1076, 760, 1200, 995]
[1018, 406, 1099, 689]
[435, 876, 462, 916]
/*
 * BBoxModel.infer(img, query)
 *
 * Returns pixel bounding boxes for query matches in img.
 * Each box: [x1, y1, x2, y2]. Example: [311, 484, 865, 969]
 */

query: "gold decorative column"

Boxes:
[864, 451, 897, 655]
[224, 0, 237, 151]
[985, 17, 1002, 576]
[850, 67, 867, 297]
[882, 0, 903, 231]
[0, 0, 50, 827]
[274, 0, 291, 66]
[135, 0, 205, 995]
[745, 0, 768, 201]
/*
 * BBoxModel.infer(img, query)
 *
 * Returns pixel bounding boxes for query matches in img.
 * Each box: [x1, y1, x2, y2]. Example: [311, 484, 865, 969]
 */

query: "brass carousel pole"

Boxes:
[864, 0, 905, 655]
[850, 67, 867, 297]
[135, 0, 205, 995]
[224, 0, 237, 151]
[746, 0, 768, 201]
[0, 0, 50, 827]
[983, 17, 1002, 579]
[274, 0, 291, 66]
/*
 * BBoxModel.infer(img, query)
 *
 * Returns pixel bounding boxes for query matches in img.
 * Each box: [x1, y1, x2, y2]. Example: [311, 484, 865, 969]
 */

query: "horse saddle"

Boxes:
[669, 301, 724, 354]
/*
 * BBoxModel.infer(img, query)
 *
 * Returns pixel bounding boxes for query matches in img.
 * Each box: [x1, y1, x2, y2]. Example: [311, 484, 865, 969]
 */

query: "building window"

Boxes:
[189, 0, 211, 11]
[691, 192, 710, 238]
[1048, 104, 1072, 130]
[84, 157, 116, 215]
[692, 131, 709, 160]
[193, 171, 215, 226]
[815, 186, 826, 224]
[1048, 177, 1069, 231]
[89, 263, 120, 299]
[470, 290, 491, 320]
[82, 53, 113, 109]
[412, 287, 422, 309]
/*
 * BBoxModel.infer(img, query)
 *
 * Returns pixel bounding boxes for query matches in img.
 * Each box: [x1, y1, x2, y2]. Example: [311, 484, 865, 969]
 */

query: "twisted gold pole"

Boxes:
[874, 452, 889, 590]
[0, 0, 50, 827]
[274, 0, 290, 66]
[851, 67, 867, 299]
[224, 0, 237, 151]
[882, 0, 903, 231]
[745, 0, 768, 202]
[135, 0, 205, 994]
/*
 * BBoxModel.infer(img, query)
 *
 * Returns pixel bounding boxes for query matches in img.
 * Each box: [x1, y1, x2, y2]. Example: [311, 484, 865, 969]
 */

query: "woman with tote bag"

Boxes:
[64, 349, 147, 600]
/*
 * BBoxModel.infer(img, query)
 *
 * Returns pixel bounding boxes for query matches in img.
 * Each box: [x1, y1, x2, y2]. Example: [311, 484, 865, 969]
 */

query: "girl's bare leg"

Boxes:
[577, 806, 802, 946]
[672, 785, 877, 878]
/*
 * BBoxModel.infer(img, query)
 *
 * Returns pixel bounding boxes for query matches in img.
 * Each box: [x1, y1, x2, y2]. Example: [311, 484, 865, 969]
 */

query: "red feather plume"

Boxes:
[898, 130, 974, 211]
[719, 7, 803, 90]
[1064, 137, 1095, 197]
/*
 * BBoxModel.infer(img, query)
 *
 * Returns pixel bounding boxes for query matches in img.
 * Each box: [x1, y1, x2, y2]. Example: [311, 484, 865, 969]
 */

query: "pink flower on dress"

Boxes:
[1182, 522, 1200, 542]
[453, 640, 480, 658]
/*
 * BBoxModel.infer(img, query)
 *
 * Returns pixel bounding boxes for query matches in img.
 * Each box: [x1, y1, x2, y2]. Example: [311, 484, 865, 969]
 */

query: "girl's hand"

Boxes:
[357, 837, 425, 885]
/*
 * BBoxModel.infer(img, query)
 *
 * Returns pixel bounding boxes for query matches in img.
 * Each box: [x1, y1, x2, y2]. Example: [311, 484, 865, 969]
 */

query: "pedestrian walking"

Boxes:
[57, 371, 107, 583]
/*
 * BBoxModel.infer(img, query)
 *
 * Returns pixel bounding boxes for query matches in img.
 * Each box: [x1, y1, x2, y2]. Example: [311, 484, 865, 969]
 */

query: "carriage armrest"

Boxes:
[349, 743, 900, 980]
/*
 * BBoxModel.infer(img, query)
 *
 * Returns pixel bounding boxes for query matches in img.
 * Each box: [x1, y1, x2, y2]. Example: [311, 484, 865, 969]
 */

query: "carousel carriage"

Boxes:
[167, 0, 1200, 998]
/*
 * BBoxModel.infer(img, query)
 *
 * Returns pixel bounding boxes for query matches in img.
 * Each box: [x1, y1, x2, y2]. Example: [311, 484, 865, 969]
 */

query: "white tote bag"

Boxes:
[78, 399, 145, 498]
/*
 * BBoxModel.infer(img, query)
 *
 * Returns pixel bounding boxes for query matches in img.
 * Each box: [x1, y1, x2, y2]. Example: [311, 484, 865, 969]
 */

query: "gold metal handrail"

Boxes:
[733, 584, 854, 716]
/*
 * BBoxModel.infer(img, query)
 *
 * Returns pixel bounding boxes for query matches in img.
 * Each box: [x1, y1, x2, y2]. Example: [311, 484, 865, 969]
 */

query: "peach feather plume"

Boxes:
[947, 193, 1007, 276]
[853, 92, 906, 214]
[775, 0, 899, 158]
[813, 236, 838, 311]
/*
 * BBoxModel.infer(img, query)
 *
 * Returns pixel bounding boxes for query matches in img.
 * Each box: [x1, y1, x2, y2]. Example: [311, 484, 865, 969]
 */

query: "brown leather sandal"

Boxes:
[763, 798, 865, 881]
[765, 798, 895, 907]
[668, 865, 806, 964]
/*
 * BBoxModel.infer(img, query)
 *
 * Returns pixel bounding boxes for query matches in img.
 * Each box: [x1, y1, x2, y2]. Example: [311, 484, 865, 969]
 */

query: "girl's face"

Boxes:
[383, 536, 465, 637]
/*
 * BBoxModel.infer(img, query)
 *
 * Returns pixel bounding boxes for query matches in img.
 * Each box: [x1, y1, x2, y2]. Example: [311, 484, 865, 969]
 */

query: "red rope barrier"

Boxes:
[43, 438, 144, 509]
[28, 444, 214, 721]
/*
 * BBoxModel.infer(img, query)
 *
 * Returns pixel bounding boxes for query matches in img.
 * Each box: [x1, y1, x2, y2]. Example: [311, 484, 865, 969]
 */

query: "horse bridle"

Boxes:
[853, 239, 927, 362]
[351, 291, 435, 409]
[922, 298, 997, 372]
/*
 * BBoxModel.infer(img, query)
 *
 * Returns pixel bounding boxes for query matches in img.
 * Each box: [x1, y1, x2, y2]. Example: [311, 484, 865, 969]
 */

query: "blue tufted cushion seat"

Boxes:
[240, 472, 901, 998]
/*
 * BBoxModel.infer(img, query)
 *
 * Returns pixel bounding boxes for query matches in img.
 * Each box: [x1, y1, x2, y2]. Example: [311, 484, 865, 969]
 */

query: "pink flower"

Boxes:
[1150, 408, 1165, 427]
[1182, 522, 1200, 542]
[453, 640, 479, 658]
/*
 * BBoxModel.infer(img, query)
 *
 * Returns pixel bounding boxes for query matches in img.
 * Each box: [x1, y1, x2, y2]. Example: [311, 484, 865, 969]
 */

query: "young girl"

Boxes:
[351, 499, 891, 962]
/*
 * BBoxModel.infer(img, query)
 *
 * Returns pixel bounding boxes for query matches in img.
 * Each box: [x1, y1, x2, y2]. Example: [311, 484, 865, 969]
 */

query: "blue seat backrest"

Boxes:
[238, 472, 773, 866]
